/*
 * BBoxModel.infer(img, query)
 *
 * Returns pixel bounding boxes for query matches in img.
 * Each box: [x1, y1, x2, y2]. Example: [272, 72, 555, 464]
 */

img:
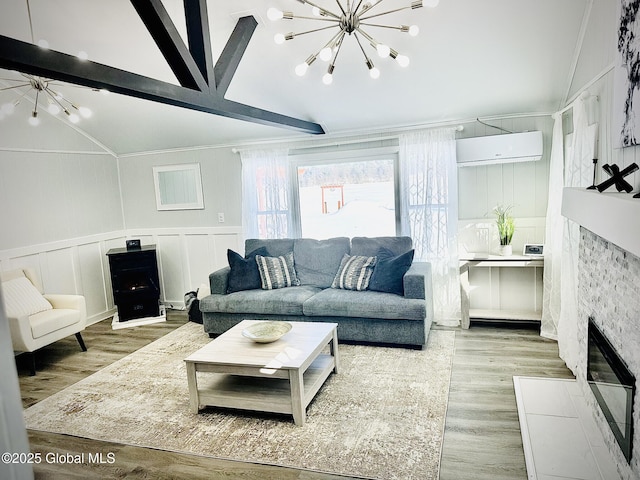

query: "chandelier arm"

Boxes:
[352, 31, 371, 63]
[296, 1, 340, 19]
[355, 27, 376, 45]
[26, 0, 35, 44]
[353, 0, 366, 14]
[330, 31, 347, 65]
[45, 87, 69, 109]
[290, 24, 341, 38]
[322, 29, 346, 51]
[45, 87, 74, 108]
[334, 0, 347, 16]
[288, 15, 340, 23]
[0, 83, 31, 91]
[356, 0, 385, 15]
[361, 6, 412, 20]
[44, 88, 69, 113]
[359, 22, 405, 31]
[32, 86, 40, 114]
[0, 77, 34, 83]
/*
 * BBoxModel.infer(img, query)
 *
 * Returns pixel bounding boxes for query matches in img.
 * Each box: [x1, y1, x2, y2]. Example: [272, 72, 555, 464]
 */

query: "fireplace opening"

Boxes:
[119, 268, 159, 293]
[587, 317, 635, 462]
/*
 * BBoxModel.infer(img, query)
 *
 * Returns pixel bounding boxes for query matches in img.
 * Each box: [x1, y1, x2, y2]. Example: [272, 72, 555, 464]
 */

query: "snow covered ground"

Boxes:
[299, 182, 396, 239]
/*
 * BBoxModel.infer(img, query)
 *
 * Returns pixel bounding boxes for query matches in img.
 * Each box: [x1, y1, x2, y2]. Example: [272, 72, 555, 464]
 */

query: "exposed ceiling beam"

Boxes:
[214, 16, 257, 97]
[0, 0, 325, 135]
[0, 35, 325, 134]
[130, 0, 208, 92]
[184, 0, 215, 88]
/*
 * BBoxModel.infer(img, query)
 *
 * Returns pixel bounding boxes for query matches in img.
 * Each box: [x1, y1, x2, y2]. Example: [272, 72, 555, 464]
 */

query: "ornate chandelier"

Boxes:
[267, 0, 439, 85]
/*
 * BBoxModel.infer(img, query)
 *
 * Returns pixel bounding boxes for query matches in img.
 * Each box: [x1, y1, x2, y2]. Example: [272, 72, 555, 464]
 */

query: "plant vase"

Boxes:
[494, 205, 515, 257]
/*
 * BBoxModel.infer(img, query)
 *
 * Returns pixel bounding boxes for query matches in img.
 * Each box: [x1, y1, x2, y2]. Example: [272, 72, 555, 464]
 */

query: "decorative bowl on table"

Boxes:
[242, 321, 292, 343]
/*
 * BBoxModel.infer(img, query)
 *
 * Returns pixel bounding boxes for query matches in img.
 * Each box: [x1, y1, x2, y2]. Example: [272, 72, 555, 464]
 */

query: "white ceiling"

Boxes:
[0, 0, 589, 156]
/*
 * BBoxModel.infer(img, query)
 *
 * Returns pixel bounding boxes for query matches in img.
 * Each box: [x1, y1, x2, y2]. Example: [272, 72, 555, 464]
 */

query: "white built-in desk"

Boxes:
[459, 254, 544, 329]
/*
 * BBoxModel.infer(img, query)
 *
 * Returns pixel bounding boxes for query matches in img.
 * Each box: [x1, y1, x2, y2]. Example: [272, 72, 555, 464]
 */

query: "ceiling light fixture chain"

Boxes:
[268, 0, 439, 84]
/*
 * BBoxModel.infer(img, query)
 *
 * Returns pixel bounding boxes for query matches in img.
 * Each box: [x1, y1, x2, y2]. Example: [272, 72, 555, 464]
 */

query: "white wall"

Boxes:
[118, 147, 242, 229]
[0, 151, 123, 251]
[565, 0, 640, 189]
[456, 115, 553, 255]
[0, 117, 128, 324]
[560, 1, 640, 476]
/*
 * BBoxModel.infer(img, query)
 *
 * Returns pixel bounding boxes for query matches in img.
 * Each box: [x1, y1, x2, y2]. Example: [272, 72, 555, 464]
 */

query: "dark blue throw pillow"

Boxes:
[226, 247, 269, 293]
[369, 247, 415, 295]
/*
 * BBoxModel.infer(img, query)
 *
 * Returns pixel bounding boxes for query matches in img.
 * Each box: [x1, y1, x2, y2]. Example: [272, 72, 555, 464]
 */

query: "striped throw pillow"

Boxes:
[256, 252, 300, 290]
[2, 276, 52, 318]
[331, 254, 377, 291]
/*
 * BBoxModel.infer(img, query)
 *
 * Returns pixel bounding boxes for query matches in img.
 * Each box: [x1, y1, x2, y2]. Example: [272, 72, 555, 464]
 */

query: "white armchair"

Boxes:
[0, 268, 87, 375]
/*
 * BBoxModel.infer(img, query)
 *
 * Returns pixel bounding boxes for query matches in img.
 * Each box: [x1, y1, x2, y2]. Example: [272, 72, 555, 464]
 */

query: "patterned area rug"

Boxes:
[25, 322, 455, 480]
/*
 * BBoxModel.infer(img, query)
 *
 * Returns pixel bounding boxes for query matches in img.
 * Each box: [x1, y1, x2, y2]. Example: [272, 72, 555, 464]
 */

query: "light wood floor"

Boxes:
[18, 313, 573, 480]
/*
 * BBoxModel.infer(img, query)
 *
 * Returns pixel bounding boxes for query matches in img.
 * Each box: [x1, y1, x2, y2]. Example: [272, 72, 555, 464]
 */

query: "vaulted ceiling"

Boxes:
[0, 0, 590, 156]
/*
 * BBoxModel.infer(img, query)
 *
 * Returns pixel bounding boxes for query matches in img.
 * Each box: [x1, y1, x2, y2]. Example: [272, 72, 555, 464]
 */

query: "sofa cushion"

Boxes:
[369, 247, 415, 296]
[200, 285, 321, 316]
[293, 237, 350, 288]
[303, 288, 425, 321]
[256, 252, 300, 289]
[331, 254, 377, 291]
[30, 308, 80, 339]
[245, 238, 294, 257]
[2, 276, 52, 318]
[351, 236, 413, 257]
[226, 247, 268, 293]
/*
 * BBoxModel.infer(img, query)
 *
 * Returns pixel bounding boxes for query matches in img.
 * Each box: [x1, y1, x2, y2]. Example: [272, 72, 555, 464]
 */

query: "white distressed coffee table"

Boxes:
[184, 320, 339, 426]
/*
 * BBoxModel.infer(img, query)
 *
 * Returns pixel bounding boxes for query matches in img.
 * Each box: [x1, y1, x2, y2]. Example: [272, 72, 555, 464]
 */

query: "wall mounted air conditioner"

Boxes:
[456, 131, 543, 167]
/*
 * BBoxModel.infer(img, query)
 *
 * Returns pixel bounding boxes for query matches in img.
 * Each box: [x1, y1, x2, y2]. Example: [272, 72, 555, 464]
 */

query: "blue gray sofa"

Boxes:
[199, 236, 434, 347]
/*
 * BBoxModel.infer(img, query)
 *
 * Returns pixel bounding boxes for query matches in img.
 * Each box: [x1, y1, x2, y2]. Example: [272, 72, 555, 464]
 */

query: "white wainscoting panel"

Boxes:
[156, 234, 184, 306]
[122, 227, 243, 307]
[41, 247, 79, 295]
[0, 227, 242, 326]
[0, 232, 127, 325]
[77, 242, 109, 319]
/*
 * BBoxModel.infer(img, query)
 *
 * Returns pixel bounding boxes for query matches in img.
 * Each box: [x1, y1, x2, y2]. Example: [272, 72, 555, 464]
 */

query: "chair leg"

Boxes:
[28, 352, 36, 376]
[75, 332, 87, 352]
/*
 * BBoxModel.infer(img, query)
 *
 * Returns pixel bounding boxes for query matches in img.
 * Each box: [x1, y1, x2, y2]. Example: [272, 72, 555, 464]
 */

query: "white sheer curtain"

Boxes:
[240, 148, 292, 239]
[540, 112, 564, 340]
[541, 96, 597, 373]
[399, 128, 461, 327]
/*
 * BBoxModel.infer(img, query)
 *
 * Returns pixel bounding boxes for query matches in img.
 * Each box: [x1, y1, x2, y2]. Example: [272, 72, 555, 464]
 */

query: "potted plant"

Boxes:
[493, 205, 515, 255]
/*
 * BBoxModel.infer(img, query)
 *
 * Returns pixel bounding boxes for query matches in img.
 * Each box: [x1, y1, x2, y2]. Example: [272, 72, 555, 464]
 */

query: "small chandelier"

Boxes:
[0, 73, 95, 126]
[267, 0, 439, 85]
[0, 0, 97, 126]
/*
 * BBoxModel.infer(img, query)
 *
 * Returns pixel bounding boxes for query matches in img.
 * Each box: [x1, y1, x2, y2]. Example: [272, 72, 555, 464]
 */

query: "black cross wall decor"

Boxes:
[0, 0, 325, 135]
[595, 163, 639, 193]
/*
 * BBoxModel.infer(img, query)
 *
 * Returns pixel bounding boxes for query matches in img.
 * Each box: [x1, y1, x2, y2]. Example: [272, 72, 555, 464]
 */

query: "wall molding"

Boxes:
[0, 226, 243, 326]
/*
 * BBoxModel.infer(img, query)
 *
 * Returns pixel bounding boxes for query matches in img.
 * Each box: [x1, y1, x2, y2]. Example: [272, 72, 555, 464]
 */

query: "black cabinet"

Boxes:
[107, 245, 160, 321]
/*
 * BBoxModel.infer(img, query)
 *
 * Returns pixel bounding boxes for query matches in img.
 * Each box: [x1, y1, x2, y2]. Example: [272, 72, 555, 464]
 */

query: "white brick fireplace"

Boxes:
[562, 188, 640, 479]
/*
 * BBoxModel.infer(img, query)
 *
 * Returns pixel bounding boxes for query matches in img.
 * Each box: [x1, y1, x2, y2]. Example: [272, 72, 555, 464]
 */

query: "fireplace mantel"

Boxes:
[561, 188, 640, 258]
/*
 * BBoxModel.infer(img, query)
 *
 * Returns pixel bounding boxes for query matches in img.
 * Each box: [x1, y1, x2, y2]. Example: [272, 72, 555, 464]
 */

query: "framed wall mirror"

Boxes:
[153, 164, 204, 211]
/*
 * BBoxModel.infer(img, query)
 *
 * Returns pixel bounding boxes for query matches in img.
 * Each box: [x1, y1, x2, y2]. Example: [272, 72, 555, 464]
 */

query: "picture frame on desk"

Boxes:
[126, 239, 141, 251]
[523, 244, 544, 257]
